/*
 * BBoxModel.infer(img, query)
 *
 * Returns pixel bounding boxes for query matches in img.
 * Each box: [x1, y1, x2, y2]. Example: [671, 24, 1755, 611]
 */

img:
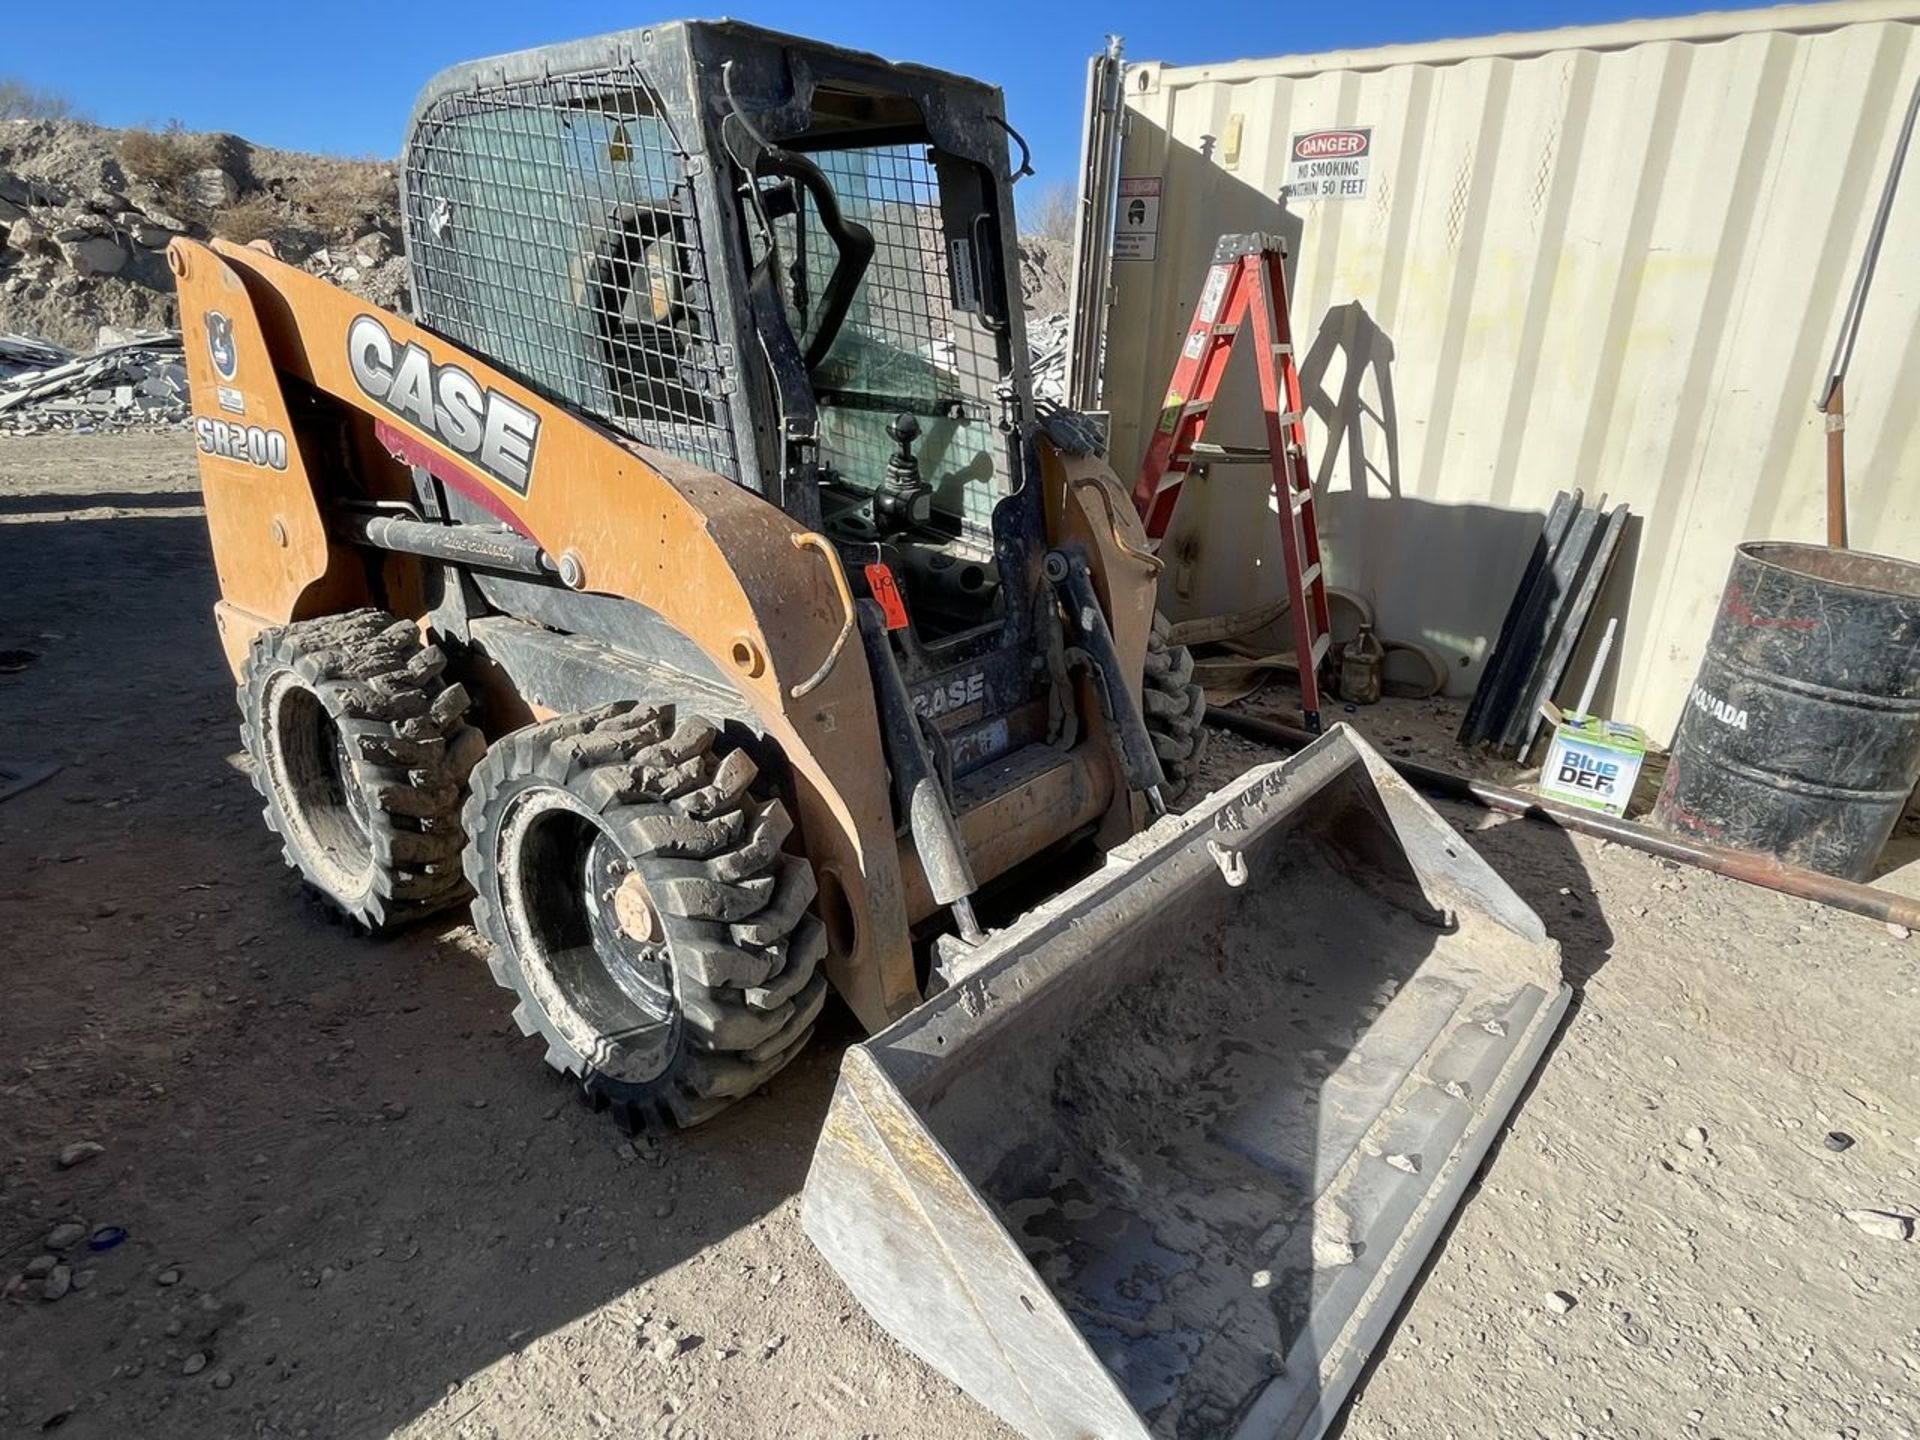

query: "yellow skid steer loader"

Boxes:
[172, 20, 1568, 1436]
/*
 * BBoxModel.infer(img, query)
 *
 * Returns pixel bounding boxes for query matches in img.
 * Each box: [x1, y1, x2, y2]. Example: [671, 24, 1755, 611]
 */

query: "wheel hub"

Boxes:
[610, 871, 664, 946]
[261, 669, 375, 897]
[497, 788, 682, 1085]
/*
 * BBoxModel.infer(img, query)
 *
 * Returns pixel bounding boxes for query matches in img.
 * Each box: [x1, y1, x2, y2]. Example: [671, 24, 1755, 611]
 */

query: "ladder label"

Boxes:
[1155, 391, 1185, 434]
[1197, 265, 1231, 322]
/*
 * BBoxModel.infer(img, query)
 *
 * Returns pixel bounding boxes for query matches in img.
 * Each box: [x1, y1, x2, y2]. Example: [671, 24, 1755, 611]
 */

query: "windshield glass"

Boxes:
[763, 141, 1009, 550]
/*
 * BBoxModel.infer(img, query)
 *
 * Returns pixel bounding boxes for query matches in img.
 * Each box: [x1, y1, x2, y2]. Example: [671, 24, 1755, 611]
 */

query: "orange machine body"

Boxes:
[170, 236, 1154, 1032]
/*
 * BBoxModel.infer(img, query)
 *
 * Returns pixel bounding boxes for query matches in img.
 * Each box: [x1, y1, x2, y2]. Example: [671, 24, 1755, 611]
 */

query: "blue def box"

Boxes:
[1537, 715, 1648, 816]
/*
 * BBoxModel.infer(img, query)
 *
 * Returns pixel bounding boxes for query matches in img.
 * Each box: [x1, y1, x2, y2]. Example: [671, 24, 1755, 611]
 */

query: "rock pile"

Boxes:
[0, 329, 187, 433]
[0, 118, 401, 353]
[300, 232, 408, 315]
[0, 158, 186, 348]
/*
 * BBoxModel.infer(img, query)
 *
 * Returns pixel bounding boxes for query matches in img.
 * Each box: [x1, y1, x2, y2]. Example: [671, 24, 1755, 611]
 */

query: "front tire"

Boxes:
[462, 702, 828, 1131]
[239, 609, 478, 930]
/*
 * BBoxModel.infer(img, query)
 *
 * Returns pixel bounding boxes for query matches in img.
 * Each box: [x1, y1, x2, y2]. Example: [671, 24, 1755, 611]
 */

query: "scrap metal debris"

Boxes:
[1027, 311, 1069, 403]
[1458, 489, 1631, 759]
[0, 328, 187, 433]
[0, 332, 71, 379]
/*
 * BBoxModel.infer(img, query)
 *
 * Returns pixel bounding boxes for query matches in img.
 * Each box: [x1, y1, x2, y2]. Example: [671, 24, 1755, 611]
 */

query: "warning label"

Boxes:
[1286, 128, 1372, 201]
[1115, 176, 1161, 261]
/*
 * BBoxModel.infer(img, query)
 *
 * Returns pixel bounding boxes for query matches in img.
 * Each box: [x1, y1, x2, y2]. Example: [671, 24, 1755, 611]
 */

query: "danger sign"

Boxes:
[1286, 128, 1372, 201]
[1115, 176, 1160, 261]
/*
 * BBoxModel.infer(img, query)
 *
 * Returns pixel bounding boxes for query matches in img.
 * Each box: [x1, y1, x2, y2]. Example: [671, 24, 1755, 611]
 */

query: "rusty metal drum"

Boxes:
[1654, 542, 1920, 880]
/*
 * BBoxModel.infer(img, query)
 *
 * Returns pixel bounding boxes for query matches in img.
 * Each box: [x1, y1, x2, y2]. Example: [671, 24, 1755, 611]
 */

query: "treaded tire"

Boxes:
[239, 608, 480, 931]
[462, 702, 829, 1132]
[1142, 611, 1208, 805]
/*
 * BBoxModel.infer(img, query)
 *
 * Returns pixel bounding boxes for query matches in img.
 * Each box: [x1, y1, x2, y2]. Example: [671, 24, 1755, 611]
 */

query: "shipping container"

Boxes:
[1080, 1, 1920, 741]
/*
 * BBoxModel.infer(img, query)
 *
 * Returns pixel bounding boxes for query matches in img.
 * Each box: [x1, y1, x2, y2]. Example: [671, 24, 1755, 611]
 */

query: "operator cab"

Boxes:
[403, 21, 1045, 777]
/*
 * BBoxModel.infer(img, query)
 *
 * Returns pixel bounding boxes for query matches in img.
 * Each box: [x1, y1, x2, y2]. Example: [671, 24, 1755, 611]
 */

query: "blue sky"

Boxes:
[12, 0, 1749, 196]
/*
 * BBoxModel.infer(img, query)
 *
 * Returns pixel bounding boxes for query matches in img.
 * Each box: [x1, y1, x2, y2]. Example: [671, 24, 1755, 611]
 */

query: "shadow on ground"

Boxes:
[0, 490, 203, 516]
[0, 489, 855, 1438]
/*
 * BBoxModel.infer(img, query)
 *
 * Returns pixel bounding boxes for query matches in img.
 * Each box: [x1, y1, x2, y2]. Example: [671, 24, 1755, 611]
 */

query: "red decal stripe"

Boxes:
[373, 419, 531, 538]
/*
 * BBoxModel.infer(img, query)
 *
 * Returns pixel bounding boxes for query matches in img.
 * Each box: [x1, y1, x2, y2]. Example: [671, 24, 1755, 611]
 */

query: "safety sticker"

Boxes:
[1115, 177, 1161, 262]
[1286, 128, 1372, 201]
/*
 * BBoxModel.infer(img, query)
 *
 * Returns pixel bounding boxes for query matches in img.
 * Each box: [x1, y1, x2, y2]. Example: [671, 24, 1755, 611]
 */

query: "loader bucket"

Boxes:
[802, 727, 1570, 1440]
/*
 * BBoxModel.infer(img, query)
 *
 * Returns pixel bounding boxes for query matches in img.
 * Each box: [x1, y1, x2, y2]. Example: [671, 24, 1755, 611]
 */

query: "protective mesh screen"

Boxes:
[777, 143, 1008, 548]
[405, 74, 739, 479]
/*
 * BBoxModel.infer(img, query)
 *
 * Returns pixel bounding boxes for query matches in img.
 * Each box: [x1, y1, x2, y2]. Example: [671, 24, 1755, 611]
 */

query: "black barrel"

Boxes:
[1654, 542, 1920, 879]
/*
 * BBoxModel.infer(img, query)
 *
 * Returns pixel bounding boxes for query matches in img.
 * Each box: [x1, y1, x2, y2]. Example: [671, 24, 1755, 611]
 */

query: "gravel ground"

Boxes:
[3, 432, 1917, 1440]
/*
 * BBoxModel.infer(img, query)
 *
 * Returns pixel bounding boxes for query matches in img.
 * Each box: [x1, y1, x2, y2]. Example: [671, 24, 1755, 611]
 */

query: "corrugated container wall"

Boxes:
[1099, 2, 1920, 741]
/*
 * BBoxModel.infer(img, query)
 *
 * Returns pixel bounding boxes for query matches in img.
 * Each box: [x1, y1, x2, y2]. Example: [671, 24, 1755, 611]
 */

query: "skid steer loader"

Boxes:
[172, 19, 1569, 1436]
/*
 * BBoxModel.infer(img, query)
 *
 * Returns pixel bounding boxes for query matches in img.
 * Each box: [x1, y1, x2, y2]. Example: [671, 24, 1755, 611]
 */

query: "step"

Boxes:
[1183, 442, 1271, 465]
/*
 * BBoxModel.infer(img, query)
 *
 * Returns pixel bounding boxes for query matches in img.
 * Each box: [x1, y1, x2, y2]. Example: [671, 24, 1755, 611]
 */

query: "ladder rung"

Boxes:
[1311, 631, 1333, 666]
[1277, 410, 1304, 426]
[1289, 485, 1312, 513]
[1184, 442, 1271, 465]
[1300, 561, 1322, 588]
[1211, 322, 1241, 338]
[1272, 342, 1293, 356]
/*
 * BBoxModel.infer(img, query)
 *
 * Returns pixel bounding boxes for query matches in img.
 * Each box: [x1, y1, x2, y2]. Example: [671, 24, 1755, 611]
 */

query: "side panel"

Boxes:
[170, 244, 365, 673]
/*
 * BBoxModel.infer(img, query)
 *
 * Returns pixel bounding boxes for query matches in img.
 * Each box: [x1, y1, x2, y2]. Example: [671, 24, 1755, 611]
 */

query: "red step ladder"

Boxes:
[1131, 233, 1332, 732]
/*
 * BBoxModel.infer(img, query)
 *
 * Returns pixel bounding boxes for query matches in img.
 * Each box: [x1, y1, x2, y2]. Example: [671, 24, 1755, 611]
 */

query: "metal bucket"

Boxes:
[1654, 542, 1920, 880]
[802, 728, 1569, 1440]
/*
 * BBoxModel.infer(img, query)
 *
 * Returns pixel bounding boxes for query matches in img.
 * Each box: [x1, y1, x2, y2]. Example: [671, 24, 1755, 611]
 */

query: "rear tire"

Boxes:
[462, 702, 828, 1131]
[1142, 611, 1207, 804]
[239, 609, 478, 931]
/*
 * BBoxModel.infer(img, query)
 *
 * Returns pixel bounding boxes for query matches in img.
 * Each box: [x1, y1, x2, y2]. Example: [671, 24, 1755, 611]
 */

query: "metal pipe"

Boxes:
[337, 512, 554, 577]
[1826, 380, 1849, 549]
[1065, 35, 1126, 412]
[1209, 708, 1920, 930]
[1817, 75, 1920, 549]
[1818, 75, 1920, 413]
[1574, 616, 1617, 717]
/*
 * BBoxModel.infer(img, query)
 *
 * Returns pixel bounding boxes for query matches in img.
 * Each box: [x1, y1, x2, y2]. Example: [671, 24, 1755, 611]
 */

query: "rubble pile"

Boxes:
[0, 331, 66, 379]
[1027, 312, 1070, 403]
[1018, 231, 1072, 317]
[0, 329, 187, 433]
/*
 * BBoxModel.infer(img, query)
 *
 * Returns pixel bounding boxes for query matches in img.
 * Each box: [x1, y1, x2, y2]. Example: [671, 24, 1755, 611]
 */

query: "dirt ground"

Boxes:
[3, 432, 1917, 1440]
